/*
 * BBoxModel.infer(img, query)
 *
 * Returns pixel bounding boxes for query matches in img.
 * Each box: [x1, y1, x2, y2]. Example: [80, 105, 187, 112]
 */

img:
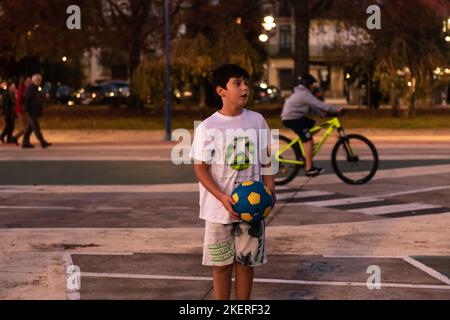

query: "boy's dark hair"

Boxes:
[211, 64, 249, 91]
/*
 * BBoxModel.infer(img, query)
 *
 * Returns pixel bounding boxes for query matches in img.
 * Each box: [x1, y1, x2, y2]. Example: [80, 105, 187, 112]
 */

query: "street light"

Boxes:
[259, 34, 269, 42]
[259, 15, 276, 43]
[262, 16, 276, 31]
[62, 56, 68, 62]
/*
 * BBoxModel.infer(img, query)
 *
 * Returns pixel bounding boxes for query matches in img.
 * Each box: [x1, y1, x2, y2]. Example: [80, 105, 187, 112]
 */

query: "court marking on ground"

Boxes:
[276, 188, 450, 218]
[1, 164, 450, 193]
[292, 164, 450, 186]
[78, 272, 450, 290]
[64, 253, 450, 300]
[2, 183, 450, 219]
[0, 205, 134, 211]
[324, 255, 450, 286]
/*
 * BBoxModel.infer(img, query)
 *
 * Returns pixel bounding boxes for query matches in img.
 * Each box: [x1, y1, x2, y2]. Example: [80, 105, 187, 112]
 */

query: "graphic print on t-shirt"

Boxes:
[225, 136, 256, 171]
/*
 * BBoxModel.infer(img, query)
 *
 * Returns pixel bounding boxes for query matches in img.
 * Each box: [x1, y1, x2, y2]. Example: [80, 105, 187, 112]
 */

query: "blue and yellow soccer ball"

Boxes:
[231, 181, 273, 224]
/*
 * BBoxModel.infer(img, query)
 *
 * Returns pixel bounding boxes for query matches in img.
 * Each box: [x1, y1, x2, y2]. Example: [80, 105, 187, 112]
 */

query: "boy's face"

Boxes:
[216, 77, 249, 108]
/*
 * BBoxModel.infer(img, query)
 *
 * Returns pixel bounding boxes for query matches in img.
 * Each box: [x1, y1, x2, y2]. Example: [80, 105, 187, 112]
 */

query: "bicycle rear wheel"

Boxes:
[272, 135, 302, 185]
[331, 134, 379, 185]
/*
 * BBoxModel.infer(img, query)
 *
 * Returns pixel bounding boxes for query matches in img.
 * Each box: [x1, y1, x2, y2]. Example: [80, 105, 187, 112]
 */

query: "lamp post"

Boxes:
[259, 15, 276, 43]
[259, 16, 276, 90]
[164, 0, 172, 141]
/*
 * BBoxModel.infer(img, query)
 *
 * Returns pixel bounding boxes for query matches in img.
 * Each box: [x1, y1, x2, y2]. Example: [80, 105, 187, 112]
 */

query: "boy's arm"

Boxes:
[262, 144, 276, 207]
[262, 165, 276, 208]
[193, 163, 239, 220]
[305, 89, 342, 115]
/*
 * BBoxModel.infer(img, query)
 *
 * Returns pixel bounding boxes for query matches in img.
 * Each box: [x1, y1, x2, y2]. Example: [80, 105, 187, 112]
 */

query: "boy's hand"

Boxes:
[219, 193, 240, 221]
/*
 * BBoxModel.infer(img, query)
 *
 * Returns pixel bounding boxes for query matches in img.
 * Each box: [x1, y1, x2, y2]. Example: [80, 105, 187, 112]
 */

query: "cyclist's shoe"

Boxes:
[305, 167, 324, 177]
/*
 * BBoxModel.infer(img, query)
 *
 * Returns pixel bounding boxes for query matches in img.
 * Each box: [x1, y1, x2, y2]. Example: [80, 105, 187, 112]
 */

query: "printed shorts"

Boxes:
[203, 221, 267, 267]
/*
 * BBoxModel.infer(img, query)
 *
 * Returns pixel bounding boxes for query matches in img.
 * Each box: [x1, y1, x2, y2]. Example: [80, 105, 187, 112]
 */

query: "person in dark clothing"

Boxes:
[0, 82, 18, 145]
[22, 74, 52, 149]
[13, 76, 31, 142]
[281, 73, 342, 177]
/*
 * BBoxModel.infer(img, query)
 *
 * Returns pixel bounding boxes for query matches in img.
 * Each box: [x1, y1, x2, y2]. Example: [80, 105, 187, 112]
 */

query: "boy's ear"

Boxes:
[216, 85, 226, 97]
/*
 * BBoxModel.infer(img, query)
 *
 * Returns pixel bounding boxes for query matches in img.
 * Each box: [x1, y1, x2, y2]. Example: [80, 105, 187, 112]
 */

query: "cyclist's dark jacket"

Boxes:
[281, 85, 337, 121]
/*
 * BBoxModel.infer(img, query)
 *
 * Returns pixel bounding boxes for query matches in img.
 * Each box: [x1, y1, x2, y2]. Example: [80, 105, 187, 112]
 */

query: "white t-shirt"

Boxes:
[189, 109, 273, 224]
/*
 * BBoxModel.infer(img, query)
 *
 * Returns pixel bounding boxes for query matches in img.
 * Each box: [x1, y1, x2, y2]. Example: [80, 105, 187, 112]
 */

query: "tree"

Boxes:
[131, 0, 267, 113]
[88, 0, 183, 107]
[132, 24, 263, 113]
[289, 0, 333, 76]
[0, 0, 94, 79]
[336, 0, 449, 116]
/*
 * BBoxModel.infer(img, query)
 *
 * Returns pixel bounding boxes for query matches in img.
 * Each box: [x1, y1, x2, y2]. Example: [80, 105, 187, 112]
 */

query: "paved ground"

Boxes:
[0, 129, 450, 300]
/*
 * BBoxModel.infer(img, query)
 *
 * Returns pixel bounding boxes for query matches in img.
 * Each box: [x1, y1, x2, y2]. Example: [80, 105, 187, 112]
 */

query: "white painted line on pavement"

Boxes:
[82, 272, 212, 281]
[375, 185, 450, 198]
[69, 252, 134, 256]
[302, 196, 384, 207]
[96, 207, 133, 211]
[0, 156, 173, 161]
[80, 272, 450, 290]
[294, 164, 450, 186]
[324, 254, 450, 287]
[403, 257, 450, 286]
[348, 203, 441, 215]
[277, 190, 334, 201]
[0, 205, 77, 210]
[0, 184, 199, 194]
[0, 205, 133, 211]
[380, 156, 450, 160]
[323, 255, 404, 259]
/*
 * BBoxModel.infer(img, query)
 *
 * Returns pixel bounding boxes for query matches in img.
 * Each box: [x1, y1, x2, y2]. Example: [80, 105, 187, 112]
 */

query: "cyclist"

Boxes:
[281, 73, 342, 177]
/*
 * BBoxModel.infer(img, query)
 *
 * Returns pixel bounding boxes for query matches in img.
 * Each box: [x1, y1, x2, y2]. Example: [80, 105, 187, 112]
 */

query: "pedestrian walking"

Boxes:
[0, 81, 18, 145]
[22, 74, 52, 149]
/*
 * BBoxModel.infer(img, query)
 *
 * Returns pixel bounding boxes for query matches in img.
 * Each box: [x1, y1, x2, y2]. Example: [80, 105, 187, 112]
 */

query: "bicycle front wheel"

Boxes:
[331, 134, 379, 185]
[272, 135, 302, 185]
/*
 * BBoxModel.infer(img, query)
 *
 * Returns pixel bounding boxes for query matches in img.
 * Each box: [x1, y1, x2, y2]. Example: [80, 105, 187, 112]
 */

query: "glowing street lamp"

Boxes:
[259, 34, 269, 43]
[62, 56, 68, 62]
[262, 16, 276, 31]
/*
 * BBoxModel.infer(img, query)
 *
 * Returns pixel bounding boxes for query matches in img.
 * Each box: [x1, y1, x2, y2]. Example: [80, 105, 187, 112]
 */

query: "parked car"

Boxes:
[253, 84, 282, 104]
[100, 80, 130, 106]
[69, 80, 130, 106]
[72, 84, 103, 105]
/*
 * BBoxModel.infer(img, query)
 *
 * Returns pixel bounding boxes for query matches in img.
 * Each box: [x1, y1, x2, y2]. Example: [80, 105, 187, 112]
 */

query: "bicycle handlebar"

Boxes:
[325, 108, 346, 118]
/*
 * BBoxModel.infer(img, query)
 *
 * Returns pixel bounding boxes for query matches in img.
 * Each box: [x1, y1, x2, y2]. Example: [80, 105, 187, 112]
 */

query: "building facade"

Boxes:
[263, 1, 370, 101]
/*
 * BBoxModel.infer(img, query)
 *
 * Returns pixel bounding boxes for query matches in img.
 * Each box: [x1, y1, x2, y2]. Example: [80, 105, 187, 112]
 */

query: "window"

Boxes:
[278, 69, 294, 91]
[279, 0, 291, 17]
[279, 25, 292, 55]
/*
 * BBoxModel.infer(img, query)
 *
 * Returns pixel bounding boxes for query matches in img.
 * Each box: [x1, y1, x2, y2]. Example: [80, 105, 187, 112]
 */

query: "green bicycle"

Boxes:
[273, 112, 379, 185]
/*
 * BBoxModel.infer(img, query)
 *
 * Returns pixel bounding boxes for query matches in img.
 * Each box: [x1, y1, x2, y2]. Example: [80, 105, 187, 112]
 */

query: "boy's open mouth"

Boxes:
[241, 94, 248, 98]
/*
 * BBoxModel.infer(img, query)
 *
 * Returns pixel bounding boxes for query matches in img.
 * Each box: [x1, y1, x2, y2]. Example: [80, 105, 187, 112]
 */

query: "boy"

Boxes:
[190, 64, 275, 300]
[281, 73, 342, 176]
